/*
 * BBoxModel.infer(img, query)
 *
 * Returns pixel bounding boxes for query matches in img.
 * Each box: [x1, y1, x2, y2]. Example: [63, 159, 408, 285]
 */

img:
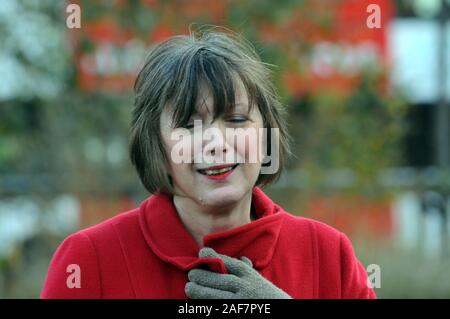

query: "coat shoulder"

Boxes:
[281, 211, 343, 244]
[78, 207, 141, 240]
[279, 212, 376, 299]
[41, 207, 141, 299]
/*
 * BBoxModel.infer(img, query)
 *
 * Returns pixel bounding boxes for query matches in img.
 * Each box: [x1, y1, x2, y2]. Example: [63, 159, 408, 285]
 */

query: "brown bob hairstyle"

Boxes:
[130, 26, 291, 195]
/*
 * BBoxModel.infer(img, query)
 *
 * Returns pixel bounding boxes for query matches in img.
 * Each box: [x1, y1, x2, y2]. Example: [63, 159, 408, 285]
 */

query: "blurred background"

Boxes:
[0, 0, 449, 298]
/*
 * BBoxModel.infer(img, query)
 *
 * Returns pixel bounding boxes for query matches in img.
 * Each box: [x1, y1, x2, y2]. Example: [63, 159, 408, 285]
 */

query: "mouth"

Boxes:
[196, 164, 239, 177]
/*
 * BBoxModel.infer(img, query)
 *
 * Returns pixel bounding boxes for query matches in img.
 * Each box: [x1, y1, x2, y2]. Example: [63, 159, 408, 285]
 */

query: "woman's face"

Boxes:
[160, 79, 264, 208]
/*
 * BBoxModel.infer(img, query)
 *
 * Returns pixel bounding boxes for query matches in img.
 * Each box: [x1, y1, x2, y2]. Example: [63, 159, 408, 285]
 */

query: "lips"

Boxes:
[196, 164, 239, 176]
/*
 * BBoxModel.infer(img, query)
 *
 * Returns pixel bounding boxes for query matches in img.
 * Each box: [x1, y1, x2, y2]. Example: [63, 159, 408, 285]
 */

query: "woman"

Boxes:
[41, 28, 376, 299]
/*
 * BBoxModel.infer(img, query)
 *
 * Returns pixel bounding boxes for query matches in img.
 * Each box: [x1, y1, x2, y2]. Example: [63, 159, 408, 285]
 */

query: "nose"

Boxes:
[202, 121, 229, 160]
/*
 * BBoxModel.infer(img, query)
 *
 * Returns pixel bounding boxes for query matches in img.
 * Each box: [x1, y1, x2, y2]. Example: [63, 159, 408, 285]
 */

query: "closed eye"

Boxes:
[226, 117, 248, 124]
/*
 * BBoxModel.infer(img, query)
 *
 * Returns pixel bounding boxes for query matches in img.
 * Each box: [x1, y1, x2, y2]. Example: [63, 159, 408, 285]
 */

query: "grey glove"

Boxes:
[185, 247, 292, 299]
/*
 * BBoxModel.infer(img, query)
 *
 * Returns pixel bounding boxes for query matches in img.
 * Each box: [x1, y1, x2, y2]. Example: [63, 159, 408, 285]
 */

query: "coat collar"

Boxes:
[139, 187, 284, 273]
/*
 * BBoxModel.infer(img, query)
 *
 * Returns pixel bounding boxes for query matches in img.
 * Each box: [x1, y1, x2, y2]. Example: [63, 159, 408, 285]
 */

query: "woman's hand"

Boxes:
[185, 247, 292, 299]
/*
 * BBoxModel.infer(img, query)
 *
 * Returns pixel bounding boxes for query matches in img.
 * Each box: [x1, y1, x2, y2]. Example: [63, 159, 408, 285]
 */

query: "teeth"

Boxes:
[199, 165, 236, 176]
[205, 166, 233, 175]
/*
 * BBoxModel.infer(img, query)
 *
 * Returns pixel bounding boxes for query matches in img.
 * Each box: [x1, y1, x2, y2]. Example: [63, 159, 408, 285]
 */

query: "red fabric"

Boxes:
[41, 187, 376, 299]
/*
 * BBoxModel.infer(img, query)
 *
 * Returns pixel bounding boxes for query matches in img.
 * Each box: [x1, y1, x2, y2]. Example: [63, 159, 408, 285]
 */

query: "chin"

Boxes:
[200, 185, 248, 208]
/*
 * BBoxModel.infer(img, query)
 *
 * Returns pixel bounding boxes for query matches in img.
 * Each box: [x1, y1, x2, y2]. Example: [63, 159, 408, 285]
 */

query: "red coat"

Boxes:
[41, 187, 376, 299]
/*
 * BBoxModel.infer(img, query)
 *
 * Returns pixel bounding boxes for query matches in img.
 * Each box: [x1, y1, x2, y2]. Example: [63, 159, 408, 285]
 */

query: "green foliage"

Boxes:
[285, 72, 407, 199]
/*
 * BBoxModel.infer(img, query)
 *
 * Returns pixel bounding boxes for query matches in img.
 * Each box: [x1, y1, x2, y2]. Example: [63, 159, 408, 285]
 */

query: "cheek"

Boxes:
[166, 149, 194, 181]
[192, 134, 203, 158]
[162, 127, 195, 165]
[241, 136, 257, 163]
[164, 139, 193, 184]
[233, 128, 264, 164]
[171, 164, 193, 182]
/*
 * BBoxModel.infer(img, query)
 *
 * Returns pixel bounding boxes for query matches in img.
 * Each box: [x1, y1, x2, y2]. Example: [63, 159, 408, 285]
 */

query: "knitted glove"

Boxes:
[185, 247, 292, 299]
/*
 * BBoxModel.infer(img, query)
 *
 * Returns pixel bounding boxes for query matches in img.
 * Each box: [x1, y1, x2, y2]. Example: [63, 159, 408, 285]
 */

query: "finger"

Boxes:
[199, 247, 247, 276]
[185, 282, 235, 299]
[188, 269, 242, 293]
[240, 256, 253, 268]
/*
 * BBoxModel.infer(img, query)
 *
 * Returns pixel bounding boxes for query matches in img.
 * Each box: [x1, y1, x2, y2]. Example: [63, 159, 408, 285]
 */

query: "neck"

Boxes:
[173, 191, 255, 248]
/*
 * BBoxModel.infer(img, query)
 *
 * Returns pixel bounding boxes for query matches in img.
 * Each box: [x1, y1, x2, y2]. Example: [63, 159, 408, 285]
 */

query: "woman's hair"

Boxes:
[130, 26, 291, 194]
